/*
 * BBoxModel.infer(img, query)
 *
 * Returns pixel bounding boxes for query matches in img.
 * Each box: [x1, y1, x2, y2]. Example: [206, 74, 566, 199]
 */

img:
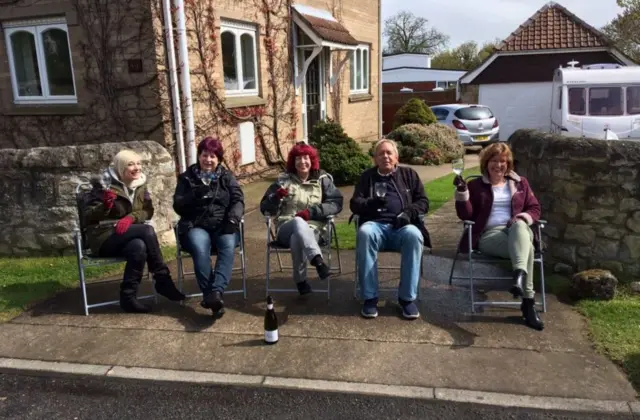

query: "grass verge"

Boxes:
[335, 166, 481, 250]
[0, 246, 176, 322]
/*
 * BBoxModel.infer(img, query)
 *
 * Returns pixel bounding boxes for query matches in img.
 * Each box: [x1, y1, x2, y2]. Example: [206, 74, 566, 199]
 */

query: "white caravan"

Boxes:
[550, 62, 640, 140]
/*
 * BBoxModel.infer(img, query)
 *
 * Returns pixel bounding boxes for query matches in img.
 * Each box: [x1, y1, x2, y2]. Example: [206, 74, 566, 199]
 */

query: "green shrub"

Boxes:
[387, 123, 463, 165]
[392, 98, 437, 129]
[309, 119, 372, 186]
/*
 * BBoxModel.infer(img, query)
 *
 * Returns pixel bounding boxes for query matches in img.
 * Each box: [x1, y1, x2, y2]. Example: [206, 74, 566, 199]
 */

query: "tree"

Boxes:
[602, 0, 640, 62]
[383, 11, 448, 55]
[431, 39, 500, 70]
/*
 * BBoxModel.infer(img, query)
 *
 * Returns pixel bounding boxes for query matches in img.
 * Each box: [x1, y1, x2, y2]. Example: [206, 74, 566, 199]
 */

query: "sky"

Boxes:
[382, 0, 623, 50]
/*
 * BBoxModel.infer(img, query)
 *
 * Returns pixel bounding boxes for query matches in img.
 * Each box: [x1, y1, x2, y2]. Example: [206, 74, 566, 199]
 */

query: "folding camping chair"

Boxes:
[174, 219, 248, 300]
[447, 175, 548, 313]
[352, 215, 431, 301]
[74, 183, 156, 316]
[264, 214, 342, 300]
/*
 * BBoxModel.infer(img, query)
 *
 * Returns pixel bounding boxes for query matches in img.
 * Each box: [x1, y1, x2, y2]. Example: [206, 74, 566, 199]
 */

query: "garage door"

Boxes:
[479, 82, 553, 141]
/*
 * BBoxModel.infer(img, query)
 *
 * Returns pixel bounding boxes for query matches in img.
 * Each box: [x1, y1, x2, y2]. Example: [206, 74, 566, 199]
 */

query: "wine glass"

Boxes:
[101, 170, 112, 190]
[374, 182, 387, 212]
[452, 158, 465, 176]
[277, 173, 291, 190]
[200, 171, 212, 186]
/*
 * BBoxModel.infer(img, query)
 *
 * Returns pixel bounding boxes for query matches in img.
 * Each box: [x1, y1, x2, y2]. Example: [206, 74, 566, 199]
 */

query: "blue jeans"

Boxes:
[356, 222, 423, 301]
[181, 227, 238, 296]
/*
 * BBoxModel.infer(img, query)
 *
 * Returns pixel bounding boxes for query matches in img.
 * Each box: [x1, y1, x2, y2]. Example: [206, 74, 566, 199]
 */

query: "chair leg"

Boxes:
[78, 261, 90, 317]
[448, 249, 460, 286]
[539, 256, 547, 313]
[469, 253, 476, 314]
[276, 248, 284, 272]
[333, 225, 343, 274]
[240, 246, 248, 301]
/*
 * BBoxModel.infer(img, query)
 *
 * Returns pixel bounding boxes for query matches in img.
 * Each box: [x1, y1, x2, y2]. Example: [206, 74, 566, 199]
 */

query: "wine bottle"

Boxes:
[264, 295, 278, 345]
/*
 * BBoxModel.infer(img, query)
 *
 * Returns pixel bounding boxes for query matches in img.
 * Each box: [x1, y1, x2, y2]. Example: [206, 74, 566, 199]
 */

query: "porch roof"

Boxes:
[291, 4, 358, 49]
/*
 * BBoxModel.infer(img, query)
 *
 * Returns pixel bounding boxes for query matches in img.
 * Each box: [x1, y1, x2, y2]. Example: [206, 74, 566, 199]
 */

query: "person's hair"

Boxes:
[373, 138, 398, 157]
[112, 149, 141, 180]
[479, 143, 514, 175]
[286, 142, 320, 173]
[197, 136, 224, 161]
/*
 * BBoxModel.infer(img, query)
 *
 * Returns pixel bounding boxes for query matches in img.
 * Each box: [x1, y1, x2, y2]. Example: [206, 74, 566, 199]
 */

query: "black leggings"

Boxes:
[99, 224, 169, 290]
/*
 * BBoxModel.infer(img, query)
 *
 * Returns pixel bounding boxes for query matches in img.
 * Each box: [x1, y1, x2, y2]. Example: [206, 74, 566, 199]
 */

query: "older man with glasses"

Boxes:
[350, 139, 431, 320]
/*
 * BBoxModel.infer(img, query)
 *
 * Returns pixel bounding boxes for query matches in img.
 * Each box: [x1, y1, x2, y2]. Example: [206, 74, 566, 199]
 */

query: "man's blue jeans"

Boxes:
[356, 221, 423, 301]
[181, 227, 238, 296]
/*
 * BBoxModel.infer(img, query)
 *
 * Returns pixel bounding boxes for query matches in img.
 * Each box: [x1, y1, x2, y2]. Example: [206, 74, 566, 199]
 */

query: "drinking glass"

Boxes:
[374, 182, 387, 212]
[452, 158, 464, 176]
[277, 173, 291, 190]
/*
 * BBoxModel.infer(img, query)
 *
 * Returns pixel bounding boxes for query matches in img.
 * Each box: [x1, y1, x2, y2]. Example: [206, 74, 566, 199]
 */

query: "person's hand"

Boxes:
[275, 187, 289, 200]
[221, 218, 240, 235]
[115, 215, 134, 235]
[369, 196, 387, 209]
[295, 209, 310, 221]
[453, 175, 467, 192]
[103, 190, 117, 209]
[394, 212, 411, 229]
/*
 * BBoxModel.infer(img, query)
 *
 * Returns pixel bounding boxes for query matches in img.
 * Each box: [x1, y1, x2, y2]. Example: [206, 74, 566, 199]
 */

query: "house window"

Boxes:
[350, 44, 369, 94]
[221, 19, 258, 96]
[4, 18, 76, 104]
[568, 88, 586, 115]
[627, 86, 640, 115]
[589, 87, 622, 116]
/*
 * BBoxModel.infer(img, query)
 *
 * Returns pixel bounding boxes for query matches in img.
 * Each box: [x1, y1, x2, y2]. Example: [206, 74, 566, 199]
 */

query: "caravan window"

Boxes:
[589, 87, 623, 116]
[568, 88, 586, 115]
[627, 86, 640, 115]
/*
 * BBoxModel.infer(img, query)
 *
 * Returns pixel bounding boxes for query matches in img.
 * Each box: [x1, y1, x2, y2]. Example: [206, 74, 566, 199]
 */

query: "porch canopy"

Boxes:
[291, 4, 358, 88]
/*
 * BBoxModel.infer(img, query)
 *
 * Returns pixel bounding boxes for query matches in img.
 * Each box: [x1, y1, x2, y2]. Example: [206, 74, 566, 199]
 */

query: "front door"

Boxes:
[305, 51, 321, 137]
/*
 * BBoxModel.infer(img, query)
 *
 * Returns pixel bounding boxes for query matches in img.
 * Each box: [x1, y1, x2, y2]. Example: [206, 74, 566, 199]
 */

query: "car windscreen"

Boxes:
[454, 107, 493, 120]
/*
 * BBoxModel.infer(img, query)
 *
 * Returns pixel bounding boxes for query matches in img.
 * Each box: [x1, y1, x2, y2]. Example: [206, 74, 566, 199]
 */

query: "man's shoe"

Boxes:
[510, 269, 526, 298]
[361, 298, 378, 318]
[399, 299, 420, 320]
[521, 298, 544, 331]
[315, 263, 330, 280]
[202, 291, 224, 314]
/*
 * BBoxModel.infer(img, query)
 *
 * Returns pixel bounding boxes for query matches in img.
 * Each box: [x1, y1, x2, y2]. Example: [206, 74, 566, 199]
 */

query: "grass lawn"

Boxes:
[544, 273, 640, 394]
[334, 166, 481, 250]
[0, 246, 176, 322]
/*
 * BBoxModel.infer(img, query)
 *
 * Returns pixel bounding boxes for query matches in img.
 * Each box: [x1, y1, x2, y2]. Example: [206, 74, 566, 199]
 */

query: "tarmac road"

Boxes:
[0, 372, 635, 420]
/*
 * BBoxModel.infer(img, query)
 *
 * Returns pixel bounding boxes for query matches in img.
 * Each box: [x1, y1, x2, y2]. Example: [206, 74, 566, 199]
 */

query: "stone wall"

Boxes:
[510, 130, 640, 282]
[0, 141, 177, 257]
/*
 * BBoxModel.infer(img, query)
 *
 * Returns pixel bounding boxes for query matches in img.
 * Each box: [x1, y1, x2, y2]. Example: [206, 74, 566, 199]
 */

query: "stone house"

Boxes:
[0, 0, 381, 180]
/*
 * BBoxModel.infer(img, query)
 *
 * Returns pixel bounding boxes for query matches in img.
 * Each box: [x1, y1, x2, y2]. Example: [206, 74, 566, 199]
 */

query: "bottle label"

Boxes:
[264, 329, 278, 343]
[267, 303, 273, 310]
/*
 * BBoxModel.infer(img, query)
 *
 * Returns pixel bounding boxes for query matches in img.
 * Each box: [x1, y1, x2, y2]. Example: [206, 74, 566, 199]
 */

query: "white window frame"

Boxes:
[350, 44, 369, 94]
[220, 19, 259, 97]
[4, 17, 77, 104]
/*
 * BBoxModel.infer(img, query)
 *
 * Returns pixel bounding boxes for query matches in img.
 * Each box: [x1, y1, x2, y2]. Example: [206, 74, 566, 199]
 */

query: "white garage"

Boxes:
[478, 82, 553, 141]
[459, 2, 632, 141]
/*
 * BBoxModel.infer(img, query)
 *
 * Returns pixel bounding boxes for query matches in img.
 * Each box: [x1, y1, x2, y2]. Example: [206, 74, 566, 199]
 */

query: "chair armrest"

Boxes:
[535, 219, 547, 228]
[462, 220, 475, 225]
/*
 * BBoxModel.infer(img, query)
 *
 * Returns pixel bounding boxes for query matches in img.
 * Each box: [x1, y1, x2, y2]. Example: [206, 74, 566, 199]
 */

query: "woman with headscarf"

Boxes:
[84, 149, 185, 313]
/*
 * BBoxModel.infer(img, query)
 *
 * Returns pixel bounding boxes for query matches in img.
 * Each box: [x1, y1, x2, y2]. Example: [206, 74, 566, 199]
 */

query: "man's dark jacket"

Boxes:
[349, 166, 431, 248]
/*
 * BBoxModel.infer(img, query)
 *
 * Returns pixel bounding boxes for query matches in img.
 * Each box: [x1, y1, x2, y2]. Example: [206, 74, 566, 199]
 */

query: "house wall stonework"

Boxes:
[510, 130, 640, 282]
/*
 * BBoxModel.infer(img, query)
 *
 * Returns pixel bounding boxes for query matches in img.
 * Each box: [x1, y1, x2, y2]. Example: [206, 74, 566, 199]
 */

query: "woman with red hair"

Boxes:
[260, 142, 343, 295]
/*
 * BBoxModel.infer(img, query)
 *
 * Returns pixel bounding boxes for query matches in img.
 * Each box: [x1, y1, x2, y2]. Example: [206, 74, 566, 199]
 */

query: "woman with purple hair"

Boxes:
[173, 136, 245, 315]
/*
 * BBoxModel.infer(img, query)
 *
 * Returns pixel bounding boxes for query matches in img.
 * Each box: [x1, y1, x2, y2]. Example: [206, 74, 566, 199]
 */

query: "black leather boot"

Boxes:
[521, 298, 544, 331]
[120, 294, 152, 313]
[120, 268, 151, 313]
[153, 268, 186, 302]
[510, 269, 526, 298]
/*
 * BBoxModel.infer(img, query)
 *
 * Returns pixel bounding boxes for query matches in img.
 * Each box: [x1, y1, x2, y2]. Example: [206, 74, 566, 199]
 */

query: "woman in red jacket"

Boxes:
[454, 143, 544, 331]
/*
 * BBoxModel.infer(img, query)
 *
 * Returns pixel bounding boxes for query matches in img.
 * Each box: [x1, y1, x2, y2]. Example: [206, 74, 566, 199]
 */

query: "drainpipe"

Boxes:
[174, 0, 197, 165]
[162, 0, 186, 173]
[378, 0, 383, 138]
